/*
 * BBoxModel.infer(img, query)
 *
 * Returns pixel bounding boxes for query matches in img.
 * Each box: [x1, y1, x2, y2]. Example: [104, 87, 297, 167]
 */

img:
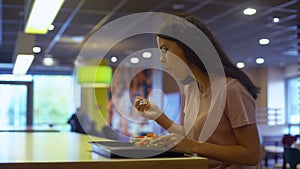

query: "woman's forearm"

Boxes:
[175, 124, 261, 166]
[155, 113, 185, 135]
[191, 141, 260, 165]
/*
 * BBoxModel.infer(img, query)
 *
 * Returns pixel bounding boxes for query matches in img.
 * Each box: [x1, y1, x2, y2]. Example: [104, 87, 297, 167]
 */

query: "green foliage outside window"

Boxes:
[33, 75, 75, 127]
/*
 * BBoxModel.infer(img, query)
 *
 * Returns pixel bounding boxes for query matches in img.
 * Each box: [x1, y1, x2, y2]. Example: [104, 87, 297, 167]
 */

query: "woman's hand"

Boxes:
[134, 96, 164, 120]
[152, 133, 198, 154]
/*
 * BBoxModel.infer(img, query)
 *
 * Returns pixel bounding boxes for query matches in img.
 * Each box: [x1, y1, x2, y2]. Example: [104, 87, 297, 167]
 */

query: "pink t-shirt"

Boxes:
[184, 78, 260, 169]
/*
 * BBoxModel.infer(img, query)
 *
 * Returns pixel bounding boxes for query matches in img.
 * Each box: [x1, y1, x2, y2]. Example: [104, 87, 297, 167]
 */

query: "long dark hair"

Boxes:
[157, 13, 260, 99]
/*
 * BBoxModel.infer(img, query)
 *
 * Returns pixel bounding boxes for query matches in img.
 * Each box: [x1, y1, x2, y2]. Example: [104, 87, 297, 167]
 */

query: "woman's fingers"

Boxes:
[139, 99, 148, 106]
[133, 96, 163, 120]
[152, 134, 171, 143]
[152, 133, 184, 149]
[134, 97, 144, 111]
[136, 96, 145, 100]
[134, 96, 150, 111]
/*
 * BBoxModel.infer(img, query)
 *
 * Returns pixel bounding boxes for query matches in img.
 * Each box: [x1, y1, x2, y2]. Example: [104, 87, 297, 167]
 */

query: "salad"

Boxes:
[130, 133, 164, 148]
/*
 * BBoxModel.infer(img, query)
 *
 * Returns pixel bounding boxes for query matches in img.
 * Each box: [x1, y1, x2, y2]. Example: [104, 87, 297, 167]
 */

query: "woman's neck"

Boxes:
[191, 65, 210, 93]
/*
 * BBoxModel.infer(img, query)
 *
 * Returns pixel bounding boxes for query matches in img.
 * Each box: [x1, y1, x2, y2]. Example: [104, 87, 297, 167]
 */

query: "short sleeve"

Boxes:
[225, 80, 256, 128]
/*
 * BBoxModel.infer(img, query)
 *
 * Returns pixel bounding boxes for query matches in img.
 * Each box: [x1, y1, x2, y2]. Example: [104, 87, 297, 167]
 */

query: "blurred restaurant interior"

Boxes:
[0, 0, 300, 167]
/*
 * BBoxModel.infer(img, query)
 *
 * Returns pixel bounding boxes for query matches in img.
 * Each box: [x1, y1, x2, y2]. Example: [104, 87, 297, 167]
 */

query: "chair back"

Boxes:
[284, 147, 300, 169]
[282, 134, 298, 146]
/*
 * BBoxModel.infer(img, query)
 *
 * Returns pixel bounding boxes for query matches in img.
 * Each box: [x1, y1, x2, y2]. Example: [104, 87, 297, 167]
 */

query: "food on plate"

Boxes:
[146, 133, 156, 137]
[130, 134, 164, 148]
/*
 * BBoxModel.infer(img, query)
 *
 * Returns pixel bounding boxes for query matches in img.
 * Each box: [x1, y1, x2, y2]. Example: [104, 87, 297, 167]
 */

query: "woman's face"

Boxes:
[157, 36, 192, 81]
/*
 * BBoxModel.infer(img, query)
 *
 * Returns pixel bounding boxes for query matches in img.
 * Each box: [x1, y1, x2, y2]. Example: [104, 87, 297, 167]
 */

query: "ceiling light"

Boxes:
[283, 50, 298, 56]
[272, 17, 280, 23]
[13, 54, 34, 75]
[48, 24, 55, 31]
[13, 32, 35, 75]
[32, 46, 41, 53]
[142, 51, 152, 58]
[130, 57, 139, 64]
[43, 57, 55, 66]
[111, 56, 118, 63]
[25, 0, 64, 34]
[236, 62, 245, 69]
[59, 36, 85, 43]
[256, 57, 265, 64]
[243, 8, 256, 15]
[76, 66, 112, 88]
[72, 36, 85, 43]
[259, 38, 270, 45]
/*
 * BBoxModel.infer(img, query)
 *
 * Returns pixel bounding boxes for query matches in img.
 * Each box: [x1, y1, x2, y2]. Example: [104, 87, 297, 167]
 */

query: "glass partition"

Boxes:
[0, 84, 27, 128]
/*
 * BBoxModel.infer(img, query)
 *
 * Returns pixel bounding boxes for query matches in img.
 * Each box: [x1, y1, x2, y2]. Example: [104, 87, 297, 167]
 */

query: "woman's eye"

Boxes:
[161, 47, 168, 53]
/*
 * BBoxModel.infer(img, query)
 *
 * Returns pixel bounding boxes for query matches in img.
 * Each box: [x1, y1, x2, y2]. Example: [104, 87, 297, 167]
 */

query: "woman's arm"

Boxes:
[134, 96, 185, 135]
[155, 113, 185, 135]
[167, 124, 260, 166]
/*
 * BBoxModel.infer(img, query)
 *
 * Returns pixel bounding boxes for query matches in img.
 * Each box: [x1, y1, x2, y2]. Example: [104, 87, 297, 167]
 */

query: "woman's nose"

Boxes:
[160, 54, 166, 63]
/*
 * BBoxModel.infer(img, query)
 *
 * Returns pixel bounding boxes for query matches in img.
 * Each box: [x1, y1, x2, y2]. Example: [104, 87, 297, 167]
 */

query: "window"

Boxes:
[0, 84, 28, 127]
[287, 77, 300, 135]
[33, 75, 75, 131]
[0, 74, 78, 131]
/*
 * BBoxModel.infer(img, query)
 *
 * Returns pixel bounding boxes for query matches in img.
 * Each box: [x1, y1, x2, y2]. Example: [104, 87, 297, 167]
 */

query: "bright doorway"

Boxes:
[0, 81, 33, 128]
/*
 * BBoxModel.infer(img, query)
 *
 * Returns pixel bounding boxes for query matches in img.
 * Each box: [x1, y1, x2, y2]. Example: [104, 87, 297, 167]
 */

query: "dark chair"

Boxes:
[283, 147, 300, 169]
[282, 134, 299, 169]
[282, 134, 298, 147]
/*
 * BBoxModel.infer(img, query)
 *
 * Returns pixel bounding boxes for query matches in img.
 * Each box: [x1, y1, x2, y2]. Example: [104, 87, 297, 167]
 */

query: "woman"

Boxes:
[134, 13, 261, 169]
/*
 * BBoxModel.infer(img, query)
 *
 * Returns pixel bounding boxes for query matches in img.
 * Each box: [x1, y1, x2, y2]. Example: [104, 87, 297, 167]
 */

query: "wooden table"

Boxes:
[0, 132, 207, 169]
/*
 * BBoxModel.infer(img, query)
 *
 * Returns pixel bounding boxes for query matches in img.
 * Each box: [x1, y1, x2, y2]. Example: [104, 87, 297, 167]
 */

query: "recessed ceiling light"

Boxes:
[32, 46, 41, 53]
[48, 24, 55, 31]
[130, 57, 139, 64]
[236, 62, 245, 68]
[259, 38, 270, 45]
[111, 56, 118, 63]
[72, 36, 85, 43]
[43, 57, 55, 66]
[256, 57, 264, 64]
[272, 17, 280, 23]
[59, 36, 84, 43]
[243, 8, 256, 15]
[142, 51, 152, 58]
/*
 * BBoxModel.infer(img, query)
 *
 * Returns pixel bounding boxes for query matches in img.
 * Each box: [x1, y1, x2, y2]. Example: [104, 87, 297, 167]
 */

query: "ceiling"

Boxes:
[0, 0, 299, 74]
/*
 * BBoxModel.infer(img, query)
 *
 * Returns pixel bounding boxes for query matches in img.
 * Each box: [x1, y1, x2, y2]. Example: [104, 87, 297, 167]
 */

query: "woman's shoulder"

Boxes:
[226, 77, 239, 86]
[225, 77, 247, 91]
